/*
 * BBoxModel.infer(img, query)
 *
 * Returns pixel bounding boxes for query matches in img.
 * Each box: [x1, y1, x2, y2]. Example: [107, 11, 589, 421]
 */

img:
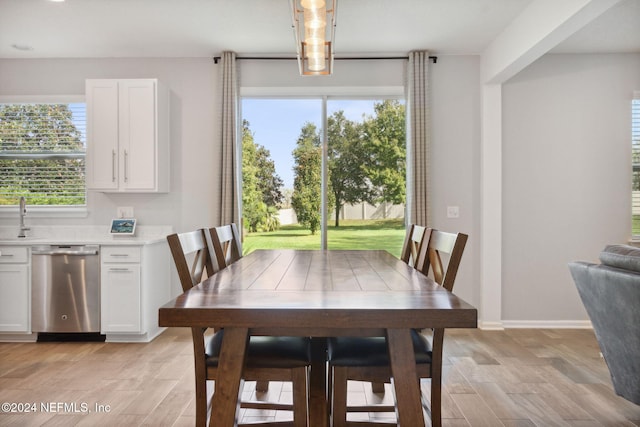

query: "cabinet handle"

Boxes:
[109, 254, 130, 257]
[0, 254, 14, 257]
[124, 149, 128, 183]
[112, 149, 116, 182]
[109, 268, 131, 272]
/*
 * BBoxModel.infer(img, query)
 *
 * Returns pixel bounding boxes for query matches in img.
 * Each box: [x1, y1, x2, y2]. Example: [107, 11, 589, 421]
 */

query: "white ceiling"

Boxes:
[0, 0, 638, 60]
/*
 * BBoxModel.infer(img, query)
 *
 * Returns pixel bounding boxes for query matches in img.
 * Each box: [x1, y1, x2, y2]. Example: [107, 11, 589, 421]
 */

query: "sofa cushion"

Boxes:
[599, 244, 640, 273]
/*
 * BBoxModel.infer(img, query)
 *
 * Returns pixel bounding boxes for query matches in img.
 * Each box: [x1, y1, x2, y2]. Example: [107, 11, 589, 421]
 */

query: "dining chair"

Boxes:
[366, 223, 429, 394]
[208, 222, 242, 270]
[400, 223, 427, 268]
[167, 229, 311, 427]
[327, 228, 468, 427]
[362, 224, 426, 394]
[207, 223, 272, 392]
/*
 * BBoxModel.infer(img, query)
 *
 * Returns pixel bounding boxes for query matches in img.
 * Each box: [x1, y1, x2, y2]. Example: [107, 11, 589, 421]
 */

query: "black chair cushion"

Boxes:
[206, 330, 311, 368]
[328, 330, 432, 367]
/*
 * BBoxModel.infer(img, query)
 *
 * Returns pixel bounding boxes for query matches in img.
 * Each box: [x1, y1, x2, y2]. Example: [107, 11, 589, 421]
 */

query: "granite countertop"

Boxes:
[0, 225, 173, 246]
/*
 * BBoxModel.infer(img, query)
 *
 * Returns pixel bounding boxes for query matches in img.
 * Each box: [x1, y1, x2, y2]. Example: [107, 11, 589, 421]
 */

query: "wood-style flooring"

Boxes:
[0, 328, 639, 426]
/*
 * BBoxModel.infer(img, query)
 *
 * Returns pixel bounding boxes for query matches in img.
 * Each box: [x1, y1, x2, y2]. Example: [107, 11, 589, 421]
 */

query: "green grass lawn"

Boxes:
[242, 218, 406, 258]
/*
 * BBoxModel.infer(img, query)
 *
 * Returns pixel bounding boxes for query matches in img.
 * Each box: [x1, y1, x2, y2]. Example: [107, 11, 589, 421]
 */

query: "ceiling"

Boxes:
[0, 0, 638, 60]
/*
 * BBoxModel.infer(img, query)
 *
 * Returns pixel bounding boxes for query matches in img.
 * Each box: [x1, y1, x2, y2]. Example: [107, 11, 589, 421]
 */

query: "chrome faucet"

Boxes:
[18, 196, 30, 238]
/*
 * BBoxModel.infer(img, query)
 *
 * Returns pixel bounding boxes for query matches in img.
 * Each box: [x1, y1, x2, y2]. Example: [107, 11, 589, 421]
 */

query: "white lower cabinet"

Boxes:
[100, 243, 169, 341]
[0, 246, 30, 332]
[0, 239, 170, 342]
[101, 253, 141, 333]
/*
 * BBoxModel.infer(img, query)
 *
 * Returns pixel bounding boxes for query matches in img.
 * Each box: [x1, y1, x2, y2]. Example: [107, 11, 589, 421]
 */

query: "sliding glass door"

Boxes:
[241, 97, 406, 256]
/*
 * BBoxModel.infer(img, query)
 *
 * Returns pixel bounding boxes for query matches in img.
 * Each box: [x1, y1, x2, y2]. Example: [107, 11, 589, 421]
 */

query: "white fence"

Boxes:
[279, 202, 405, 225]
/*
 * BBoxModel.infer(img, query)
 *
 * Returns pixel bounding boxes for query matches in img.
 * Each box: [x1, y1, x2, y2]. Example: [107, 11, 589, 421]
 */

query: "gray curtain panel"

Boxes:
[218, 51, 240, 226]
[407, 50, 431, 227]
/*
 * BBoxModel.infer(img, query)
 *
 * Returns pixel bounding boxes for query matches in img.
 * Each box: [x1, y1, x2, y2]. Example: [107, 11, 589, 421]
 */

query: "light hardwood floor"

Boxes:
[0, 328, 639, 426]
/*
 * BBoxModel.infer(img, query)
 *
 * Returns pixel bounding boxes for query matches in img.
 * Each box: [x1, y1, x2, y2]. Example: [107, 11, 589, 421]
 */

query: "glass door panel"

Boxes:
[241, 98, 322, 253]
[325, 99, 406, 257]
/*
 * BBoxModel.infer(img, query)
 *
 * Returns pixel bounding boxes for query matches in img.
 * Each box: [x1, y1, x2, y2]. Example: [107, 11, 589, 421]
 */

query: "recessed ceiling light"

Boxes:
[11, 44, 34, 51]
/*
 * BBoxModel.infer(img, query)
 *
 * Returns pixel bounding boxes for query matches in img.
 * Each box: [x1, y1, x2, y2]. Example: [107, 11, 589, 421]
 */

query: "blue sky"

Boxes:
[241, 98, 380, 189]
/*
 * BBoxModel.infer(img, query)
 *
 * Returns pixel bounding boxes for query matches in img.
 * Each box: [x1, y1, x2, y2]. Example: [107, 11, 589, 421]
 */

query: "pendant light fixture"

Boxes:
[290, 0, 336, 75]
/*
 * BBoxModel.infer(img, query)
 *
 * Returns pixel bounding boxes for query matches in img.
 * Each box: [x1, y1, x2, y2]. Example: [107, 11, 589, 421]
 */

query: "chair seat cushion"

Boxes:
[328, 330, 432, 367]
[206, 330, 311, 368]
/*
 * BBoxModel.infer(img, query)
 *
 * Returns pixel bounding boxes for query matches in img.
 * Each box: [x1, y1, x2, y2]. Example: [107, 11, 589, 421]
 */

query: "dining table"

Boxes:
[158, 249, 477, 427]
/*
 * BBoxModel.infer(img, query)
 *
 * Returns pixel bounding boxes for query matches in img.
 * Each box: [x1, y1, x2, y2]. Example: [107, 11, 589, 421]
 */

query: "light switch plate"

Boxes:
[447, 206, 460, 218]
[117, 206, 134, 218]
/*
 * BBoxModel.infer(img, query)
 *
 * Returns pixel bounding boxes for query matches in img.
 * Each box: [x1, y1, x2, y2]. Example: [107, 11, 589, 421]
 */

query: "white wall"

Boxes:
[239, 58, 405, 93]
[502, 53, 640, 323]
[429, 56, 481, 309]
[0, 58, 219, 233]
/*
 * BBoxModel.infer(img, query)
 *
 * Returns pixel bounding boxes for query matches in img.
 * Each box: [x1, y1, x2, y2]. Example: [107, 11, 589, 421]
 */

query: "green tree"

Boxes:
[255, 145, 284, 207]
[362, 100, 406, 204]
[242, 121, 267, 232]
[327, 111, 374, 227]
[0, 104, 85, 205]
[242, 120, 285, 232]
[291, 123, 323, 234]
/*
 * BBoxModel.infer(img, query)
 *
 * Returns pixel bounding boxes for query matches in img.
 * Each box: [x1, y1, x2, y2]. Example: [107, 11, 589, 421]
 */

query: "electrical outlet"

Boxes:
[117, 206, 134, 218]
[446, 206, 460, 218]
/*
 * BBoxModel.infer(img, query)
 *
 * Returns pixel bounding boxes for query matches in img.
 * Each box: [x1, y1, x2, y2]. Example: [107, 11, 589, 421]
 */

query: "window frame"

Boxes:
[632, 91, 640, 237]
[0, 95, 88, 218]
[239, 86, 406, 249]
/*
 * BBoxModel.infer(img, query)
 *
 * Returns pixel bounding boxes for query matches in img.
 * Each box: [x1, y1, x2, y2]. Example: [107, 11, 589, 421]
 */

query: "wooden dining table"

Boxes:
[158, 249, 477, 427]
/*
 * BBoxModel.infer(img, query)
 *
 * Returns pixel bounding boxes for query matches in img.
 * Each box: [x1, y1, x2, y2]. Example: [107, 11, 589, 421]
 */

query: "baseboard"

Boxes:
[477, 320, 593, 330]
[500, 320, 592, 329]
[0, 333, 37, 342]
[478, 320, 504, 330]
[104, 327, 167, 343]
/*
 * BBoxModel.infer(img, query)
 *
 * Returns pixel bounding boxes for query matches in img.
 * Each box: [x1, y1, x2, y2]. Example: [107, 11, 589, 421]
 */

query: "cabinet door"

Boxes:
[118, 79, 157, 191]
[101, 263, 141, 333]
[86, 80, 119, 190]
[0, 264, 30, 332]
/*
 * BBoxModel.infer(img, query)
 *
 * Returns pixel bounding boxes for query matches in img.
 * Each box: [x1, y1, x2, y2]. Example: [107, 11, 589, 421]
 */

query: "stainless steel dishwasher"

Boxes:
[31, 245, 100, 333]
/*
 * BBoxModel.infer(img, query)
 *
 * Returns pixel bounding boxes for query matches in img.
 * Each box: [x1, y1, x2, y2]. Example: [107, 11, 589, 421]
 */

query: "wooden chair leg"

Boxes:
[194, 376, 207, 427]
[292, 367, 309, 427]
[255, 380, 269, 392]
[430, 373, 442, 427]
[331, 366, 349, 427]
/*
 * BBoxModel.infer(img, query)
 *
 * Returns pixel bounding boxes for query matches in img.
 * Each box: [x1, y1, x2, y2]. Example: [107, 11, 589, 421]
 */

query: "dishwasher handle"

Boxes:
[32, 246, 99, 256]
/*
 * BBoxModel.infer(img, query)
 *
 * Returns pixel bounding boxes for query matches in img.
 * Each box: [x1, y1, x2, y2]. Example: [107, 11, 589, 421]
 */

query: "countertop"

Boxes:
[0, 225, 173, 246]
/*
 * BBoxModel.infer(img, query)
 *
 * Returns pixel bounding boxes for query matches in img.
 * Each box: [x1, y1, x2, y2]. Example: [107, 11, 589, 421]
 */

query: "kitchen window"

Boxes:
[0, 97, 87, 215]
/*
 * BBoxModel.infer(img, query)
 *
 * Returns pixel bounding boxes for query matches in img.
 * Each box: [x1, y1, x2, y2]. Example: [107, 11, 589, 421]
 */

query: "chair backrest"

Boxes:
[209, 223, 242, 271]
[400, 224, 427, 268]
[167, 229, 214, 292]
[417, 229, 469, 364]
[416, 228, 468, 292]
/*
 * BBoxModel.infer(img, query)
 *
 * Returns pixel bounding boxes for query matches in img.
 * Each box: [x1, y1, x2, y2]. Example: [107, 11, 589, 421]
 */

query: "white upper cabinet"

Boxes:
[86, 79, 169, 192]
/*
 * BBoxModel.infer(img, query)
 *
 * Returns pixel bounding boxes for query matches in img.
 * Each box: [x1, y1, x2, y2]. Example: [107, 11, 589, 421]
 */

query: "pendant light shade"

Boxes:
[291, 0, 336, 75]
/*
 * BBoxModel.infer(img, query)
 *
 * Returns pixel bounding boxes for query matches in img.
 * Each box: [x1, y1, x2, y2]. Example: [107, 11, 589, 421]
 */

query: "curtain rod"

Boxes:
[213, 55, 437, 64]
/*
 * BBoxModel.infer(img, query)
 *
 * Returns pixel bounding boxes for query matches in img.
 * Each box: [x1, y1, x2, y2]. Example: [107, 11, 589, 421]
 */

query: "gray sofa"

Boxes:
[569, 244, 640, 405]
